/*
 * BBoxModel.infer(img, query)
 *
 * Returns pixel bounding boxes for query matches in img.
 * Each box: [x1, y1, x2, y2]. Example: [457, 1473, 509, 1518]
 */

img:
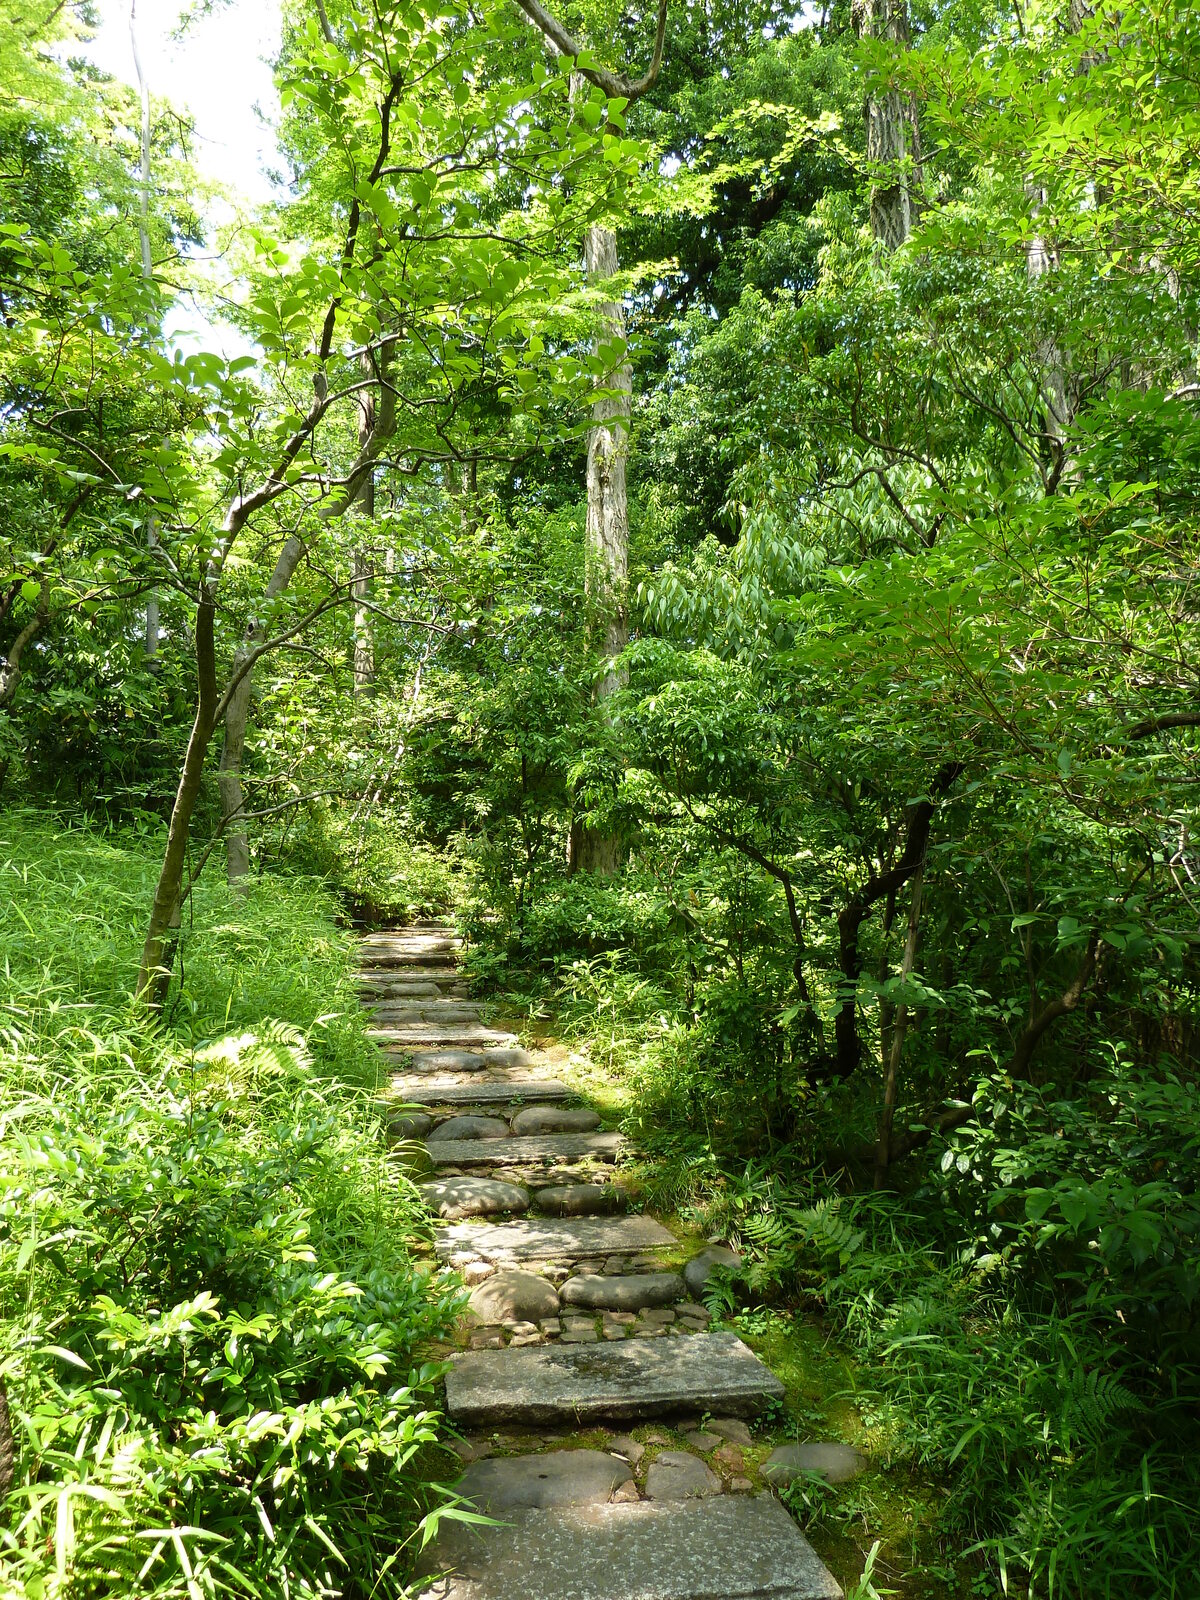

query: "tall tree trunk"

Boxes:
[137, 588, 218, 1006]
[853, 0, 920, 250]
[874, 858, 924, 1186]
[351, 372, 377, 697]
[568, 222, 630, 877]
[130, 0, 160, 664]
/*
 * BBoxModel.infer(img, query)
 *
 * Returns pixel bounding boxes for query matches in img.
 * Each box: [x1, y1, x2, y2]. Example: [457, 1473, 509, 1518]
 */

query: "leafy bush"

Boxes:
[0, 814, 462, 1599]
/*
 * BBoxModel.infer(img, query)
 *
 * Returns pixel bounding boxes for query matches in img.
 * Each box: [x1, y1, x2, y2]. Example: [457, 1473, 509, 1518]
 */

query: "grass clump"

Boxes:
[0, 812, 462, 1600]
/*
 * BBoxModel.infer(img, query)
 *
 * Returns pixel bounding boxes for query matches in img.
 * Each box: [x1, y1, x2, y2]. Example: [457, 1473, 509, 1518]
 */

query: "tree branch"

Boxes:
[512, 0, 668, 102]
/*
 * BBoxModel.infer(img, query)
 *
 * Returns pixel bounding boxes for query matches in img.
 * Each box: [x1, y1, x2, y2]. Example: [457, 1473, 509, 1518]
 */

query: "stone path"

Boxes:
[363, 923, 847, 1600]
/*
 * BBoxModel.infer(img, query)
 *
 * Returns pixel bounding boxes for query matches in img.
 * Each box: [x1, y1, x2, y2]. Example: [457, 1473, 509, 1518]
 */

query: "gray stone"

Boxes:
[561, 1272, 684, 1313]
[710, 1417, 754, 1446]
[372, 1003, 486, 1024]
[477, 1047, 534, 1069]
[363, 980, 444, 999]
[371, 1024, 517, 1048]
[644, 1450, 721, 1501]
[389, 1111, 434, 1140]
[444, 1331, 786, 1427]
[408, 1050, 490, 1073]
[454, 1450, 632, 1515]
[683, 1430, 722, 1452]
[420, 1178, 530, 1220]
[607, 1435, 644, 1466]
[467, 1270, 559, 1325]
[511, 1106, 602, 1136]
[427, 1115, 511, 1142]
[435, 1215, 673, 1264]
[389, 1075, 570, 1103]
[359, 963, 461, 981]
[415, 1493, 843, 1600]
[763, 1443, 867, 1486]
[683, 1245, 742, 1300]
[427, 1132, 626, 1169]
[534, 1183, 627, 1216]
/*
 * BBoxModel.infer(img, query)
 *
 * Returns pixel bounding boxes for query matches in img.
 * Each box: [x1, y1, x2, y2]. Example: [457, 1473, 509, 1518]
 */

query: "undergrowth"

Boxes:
[0, 811, 463, 1599]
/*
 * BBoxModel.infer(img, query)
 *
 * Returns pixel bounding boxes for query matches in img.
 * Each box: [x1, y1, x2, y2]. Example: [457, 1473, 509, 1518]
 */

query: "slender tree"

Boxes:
[512, 0, 667, 874]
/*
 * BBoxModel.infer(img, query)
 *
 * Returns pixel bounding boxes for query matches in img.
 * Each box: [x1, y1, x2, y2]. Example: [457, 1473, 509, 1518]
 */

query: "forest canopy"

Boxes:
[1, 0, 1197, 1596]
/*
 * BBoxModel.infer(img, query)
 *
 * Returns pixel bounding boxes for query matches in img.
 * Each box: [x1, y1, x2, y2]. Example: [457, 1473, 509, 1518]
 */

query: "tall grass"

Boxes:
[0, 811, 462, 1599]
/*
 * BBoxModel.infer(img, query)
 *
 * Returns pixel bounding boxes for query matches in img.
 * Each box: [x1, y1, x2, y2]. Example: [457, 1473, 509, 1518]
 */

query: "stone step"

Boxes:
[367, 1002, 487, 1023]
[360, 980, 447, 999]
[425, 1131, 625, 1168]
[387, 1076, 573, 1105]
[359, 966, 464, 985]
[360, 950, 463, 970]
[361, 942, 461, 963]
[417, 1492, 842, 1600]
[444, 1330, 786, 1426]
[434, 1214, 674, 1263]
[370, 1024, 518, 1048]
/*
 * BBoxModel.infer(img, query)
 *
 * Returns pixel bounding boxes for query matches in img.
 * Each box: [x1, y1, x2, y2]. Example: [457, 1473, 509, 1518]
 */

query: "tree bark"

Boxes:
[567, 222, 632, 876]
[137, 586, 219, 1005]
[853, 0, 920, 250]
[832, 763, 959, 1079]
[874, 857, 924, 1187]
[129, 0, 161, 665]
[0, 1377, 13, 1498]
[351, 371, 377, 697]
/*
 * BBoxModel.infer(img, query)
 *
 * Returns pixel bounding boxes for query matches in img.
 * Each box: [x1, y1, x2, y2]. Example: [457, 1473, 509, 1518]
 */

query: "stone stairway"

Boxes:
[362, 923, 845, 1600]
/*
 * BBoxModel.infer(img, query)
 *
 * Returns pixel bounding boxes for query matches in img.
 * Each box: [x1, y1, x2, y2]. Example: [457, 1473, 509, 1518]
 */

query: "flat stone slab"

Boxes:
[444, 1331, 785, 1426]
[370, 1025, 518, 1048]
[426, 1132, 625, 1169]
[416, 1489, 842, 1600]
[369, 1002, 486, 1023]
[763, 1444, 867, 1486]
[359, 966, 463, 985]
[402, 1050, 490, 1072]
[435, 1214, 672, 1263]
[421, 1178, 530, 1220]
[388, 1076, 571, 1105]
[561, 1272, 684, 1312]
[453, 1449, 632, 1515]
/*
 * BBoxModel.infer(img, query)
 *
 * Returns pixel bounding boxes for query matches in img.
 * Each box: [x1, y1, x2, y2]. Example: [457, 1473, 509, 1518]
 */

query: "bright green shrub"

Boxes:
[0, 814, 462, 1599]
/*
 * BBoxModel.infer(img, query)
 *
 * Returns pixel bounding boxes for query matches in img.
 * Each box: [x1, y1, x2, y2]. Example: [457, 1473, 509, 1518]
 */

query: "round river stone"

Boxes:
[419, 1176, 529, 1219]
[468, 1269, 560, 1325]
[560, 1272, 684, 1313]
[763, 1442, 867, 1486]
[511, 1106, 603, 1136]
[427, 1114, 510, 1142]
[533, 1184, 627, 1217]
[682, 1245, 742, 1300]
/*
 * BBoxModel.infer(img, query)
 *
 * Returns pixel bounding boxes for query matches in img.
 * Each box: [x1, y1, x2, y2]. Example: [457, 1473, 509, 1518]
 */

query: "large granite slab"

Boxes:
[444, 1331, 784, 1426]
[434, 1213, 672, 1262]
[425, 1131, 625, 1169]
[388, 1075, 572, 1105]
[415, 1492, 841, 1599]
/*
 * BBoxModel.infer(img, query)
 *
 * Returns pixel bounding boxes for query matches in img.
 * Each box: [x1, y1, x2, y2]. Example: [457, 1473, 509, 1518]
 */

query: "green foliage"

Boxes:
[0, 814, 462, 1598]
